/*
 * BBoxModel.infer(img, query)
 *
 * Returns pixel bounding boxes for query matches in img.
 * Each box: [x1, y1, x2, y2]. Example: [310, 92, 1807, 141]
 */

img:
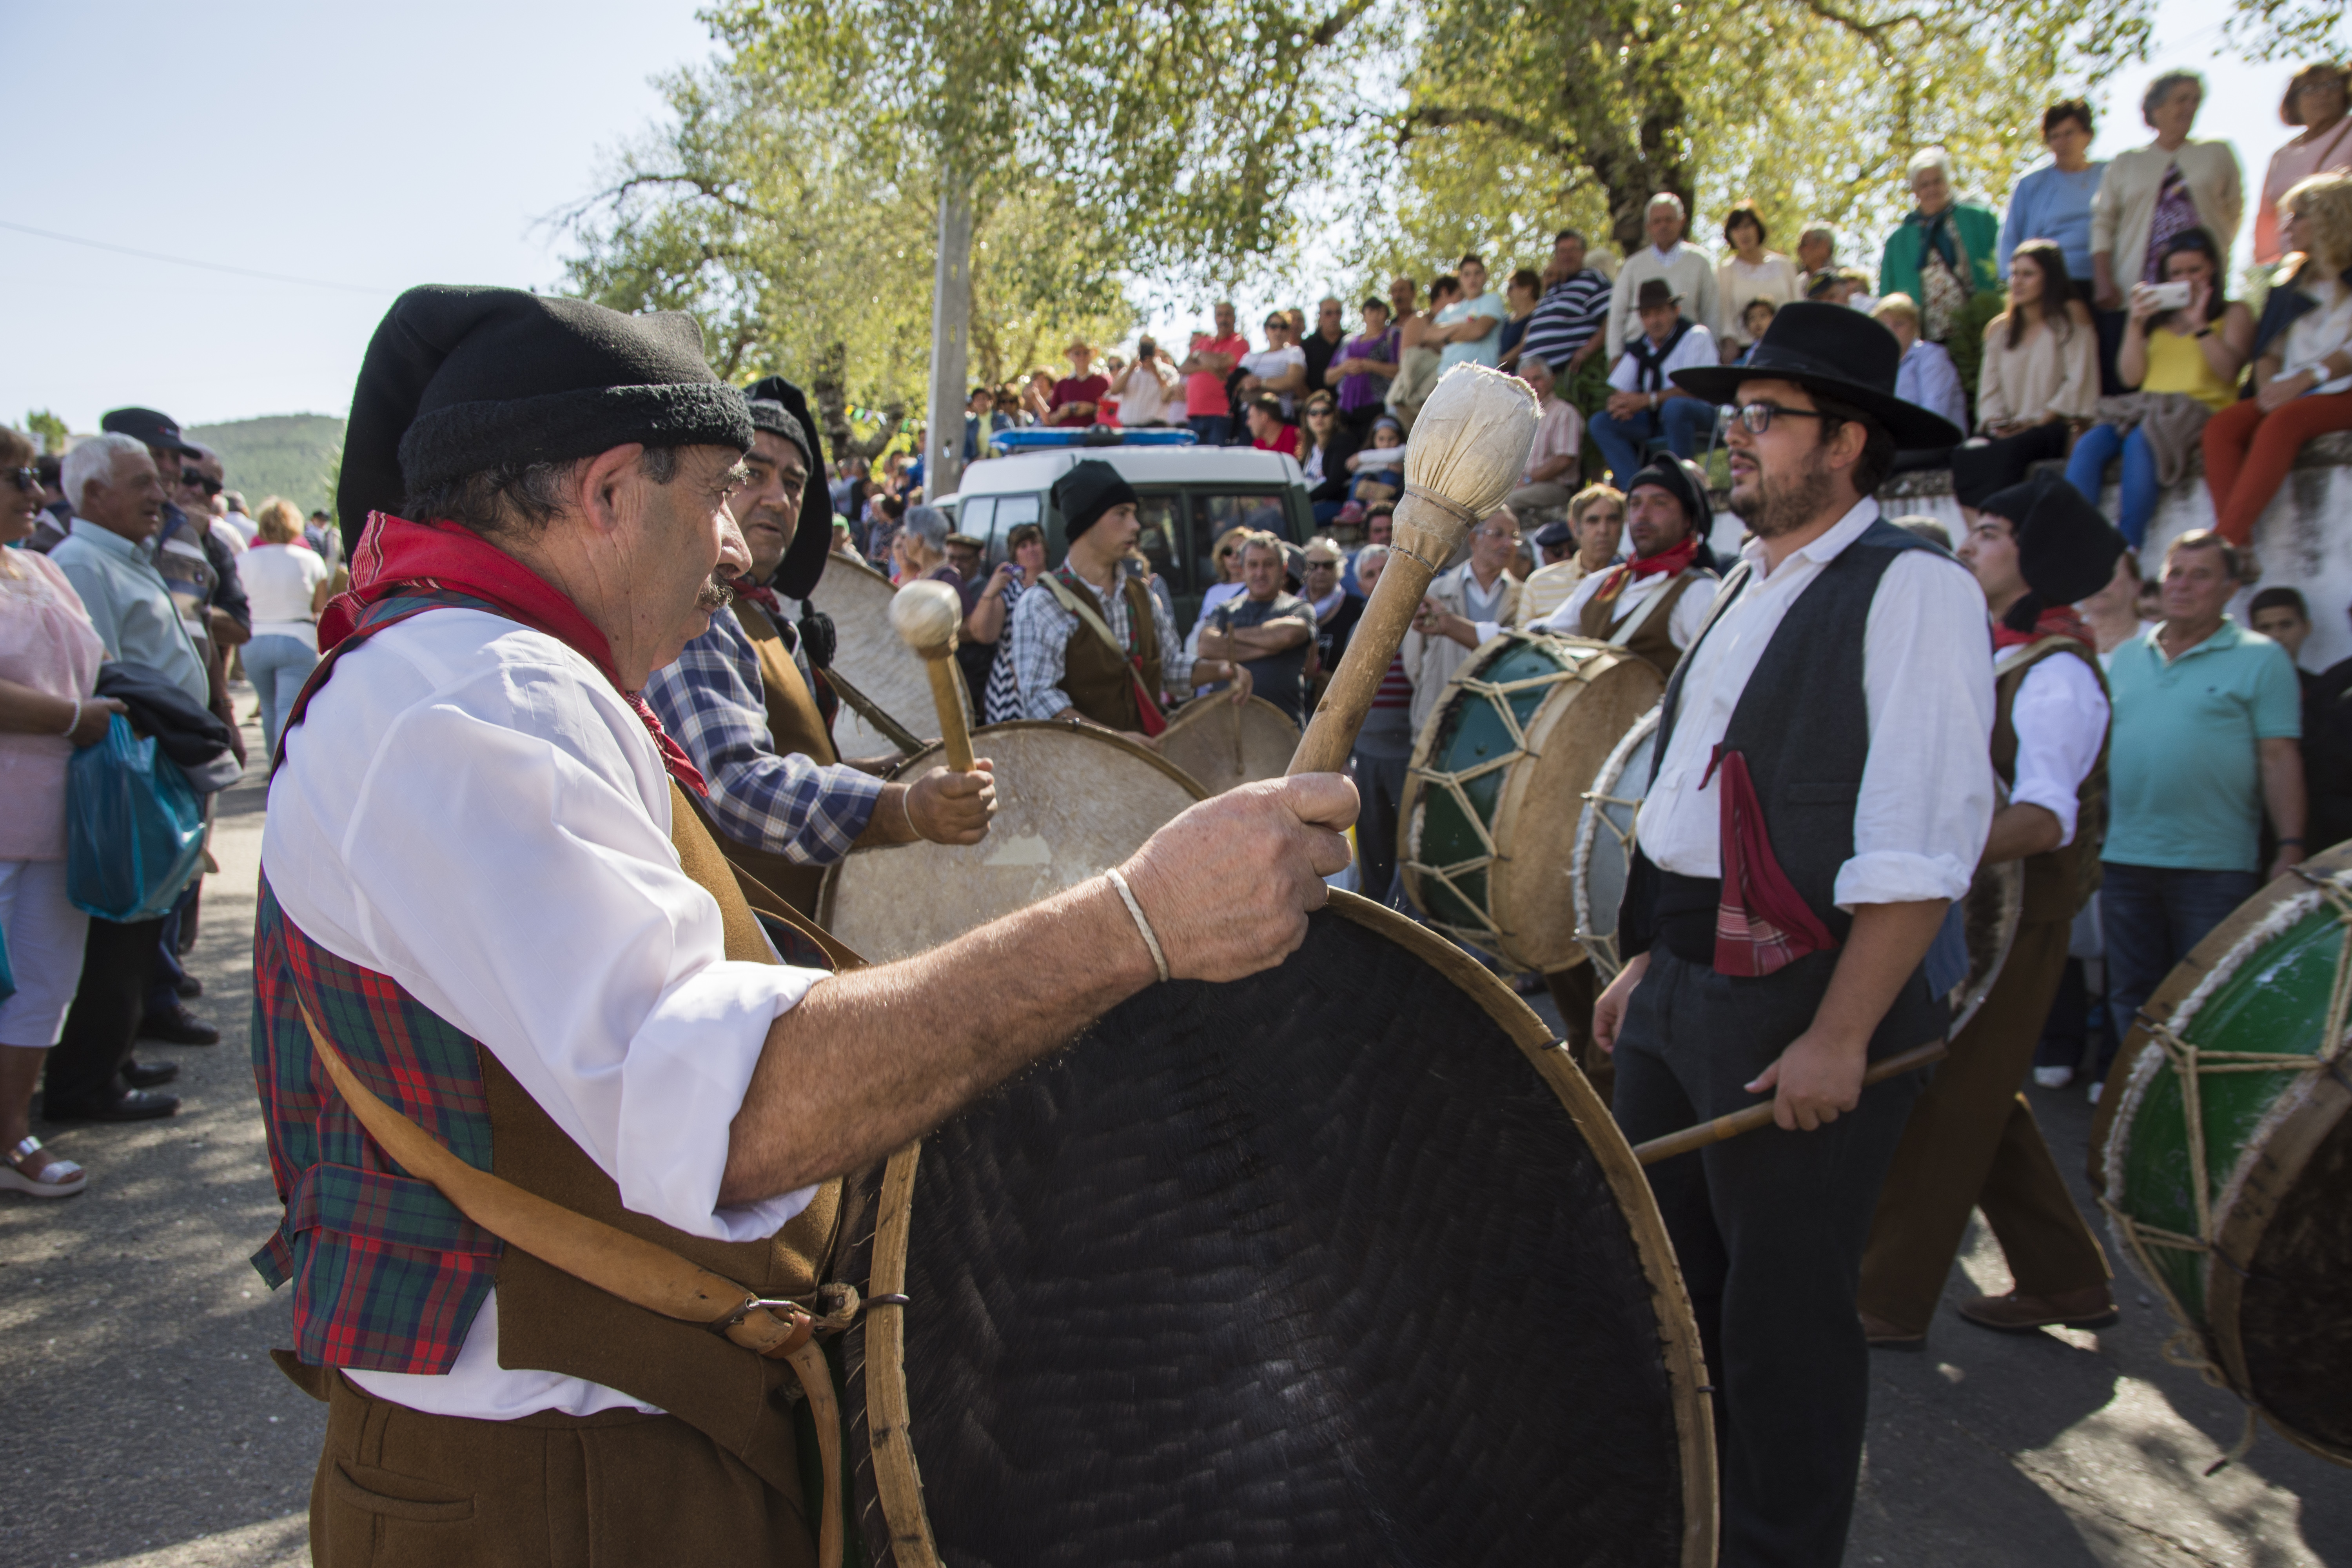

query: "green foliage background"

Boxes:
[187, 414, 345, 515]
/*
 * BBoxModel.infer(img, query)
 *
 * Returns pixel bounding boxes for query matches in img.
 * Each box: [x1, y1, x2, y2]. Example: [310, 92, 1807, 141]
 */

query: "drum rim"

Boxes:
[2091, 848, 2352, 1468]
[1156, 694, 1303, 795]
[851, 887, 1720, 1566]
[1572, 702, 1662, 979]
[1401, 632, 1663, 974]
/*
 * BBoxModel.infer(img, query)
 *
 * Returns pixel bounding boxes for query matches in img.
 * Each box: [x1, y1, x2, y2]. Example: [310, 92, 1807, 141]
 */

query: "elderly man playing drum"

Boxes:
[251, 286, 1353, 1567]
[1592, 303, 1990, 1568]
[1858, 473, 2125, 1352]
[645, 391, 995, 916]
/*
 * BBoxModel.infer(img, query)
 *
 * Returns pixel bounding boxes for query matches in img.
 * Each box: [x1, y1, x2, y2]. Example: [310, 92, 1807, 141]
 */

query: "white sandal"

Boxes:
[1, 1135, 87, 1198]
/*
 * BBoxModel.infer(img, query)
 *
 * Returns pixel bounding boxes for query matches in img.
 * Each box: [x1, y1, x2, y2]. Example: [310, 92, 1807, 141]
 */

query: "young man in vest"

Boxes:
[256, 287, 1354, 1565]
[1592, 303, 1987, 1568]
[1006, 459, 1250, 737]
[1858, 474, 2123, 1349]
[646, 392, 996, 916]
[1588, 277, 1719, 486]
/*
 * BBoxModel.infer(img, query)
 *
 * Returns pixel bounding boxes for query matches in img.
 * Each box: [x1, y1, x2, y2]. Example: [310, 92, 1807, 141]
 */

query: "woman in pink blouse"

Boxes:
[0, 427, 126, 1197]
[2258, 63, 2352, 265]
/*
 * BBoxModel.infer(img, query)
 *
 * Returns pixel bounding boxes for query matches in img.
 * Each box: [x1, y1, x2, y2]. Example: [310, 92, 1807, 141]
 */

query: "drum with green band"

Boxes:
[1401, 632, 1663, 974]
[2094, 849, 2352, 1469]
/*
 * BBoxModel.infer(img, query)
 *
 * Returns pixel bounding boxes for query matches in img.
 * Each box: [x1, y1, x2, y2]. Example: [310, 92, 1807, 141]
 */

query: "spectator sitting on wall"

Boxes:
[1605, 192, 1720, 363]
[1436, 254, 1512, 373]
[1505, 357, 1585, 516]
[1732, 300, 1779, 365]
[1499, 267, 1544, 368]
[1519, 229, 1615, 379]
[1588, 278, 1719, 486]
[1245, 393, 1299, 456]
[1961, 239, 2100, 499]
[1715, 200, 1802, 362]
[2259, 62, 2352, 265]
[1883, 146, 2003, 345]
[1871, 293, 1969, 465]
[1796, 225, 1838, 292]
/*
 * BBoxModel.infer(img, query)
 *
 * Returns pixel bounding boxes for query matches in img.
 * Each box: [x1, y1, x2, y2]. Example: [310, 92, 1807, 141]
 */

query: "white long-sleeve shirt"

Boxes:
[1635, 500, 1996, 908]
[1475, 561, 1715, 653]
[263, 608, 825, 1421]
[2000, 641, 2109, 846]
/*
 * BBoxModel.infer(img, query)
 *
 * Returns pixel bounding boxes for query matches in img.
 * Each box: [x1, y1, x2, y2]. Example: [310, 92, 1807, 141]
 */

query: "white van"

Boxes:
[942, 438, 1312, 628]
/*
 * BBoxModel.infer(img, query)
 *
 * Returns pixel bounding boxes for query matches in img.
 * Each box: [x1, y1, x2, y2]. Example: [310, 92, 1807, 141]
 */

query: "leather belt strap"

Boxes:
[296, 1001, 846, 1568]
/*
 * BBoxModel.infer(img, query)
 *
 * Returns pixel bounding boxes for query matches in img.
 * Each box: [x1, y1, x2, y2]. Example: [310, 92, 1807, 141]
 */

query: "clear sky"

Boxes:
[5, 0, 716, 434]
[4, 0, 2332, 434]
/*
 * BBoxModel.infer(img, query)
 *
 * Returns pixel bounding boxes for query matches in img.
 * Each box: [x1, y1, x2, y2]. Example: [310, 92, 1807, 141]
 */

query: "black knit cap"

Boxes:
[1978, 475, 2127, 626]
[337, 285, 754, 547]
[1624, 455, 1713, 543]
[744, 395, 809, 463]
[743, 376, 834, 600]
[1053, 459, 1139, 541]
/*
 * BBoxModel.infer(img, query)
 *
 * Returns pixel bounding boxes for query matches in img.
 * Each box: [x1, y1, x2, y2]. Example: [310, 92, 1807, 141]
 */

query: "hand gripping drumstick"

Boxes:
[1632, 1041, 1949, 1165]
[889, 579, 978, 773]
[1290, 364, 1539, 775]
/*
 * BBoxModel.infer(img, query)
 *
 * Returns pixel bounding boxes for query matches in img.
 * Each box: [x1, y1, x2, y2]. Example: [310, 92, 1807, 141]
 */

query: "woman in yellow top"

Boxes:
[2064, 226, 2254, 544]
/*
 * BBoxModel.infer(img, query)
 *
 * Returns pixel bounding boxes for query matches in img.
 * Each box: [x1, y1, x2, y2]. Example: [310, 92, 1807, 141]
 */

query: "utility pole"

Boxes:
[924, 179, 975, 502]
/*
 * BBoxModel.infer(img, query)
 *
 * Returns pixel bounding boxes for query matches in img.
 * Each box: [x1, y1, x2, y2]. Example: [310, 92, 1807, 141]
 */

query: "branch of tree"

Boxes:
[1401, 103, 1575, 160]
[1309, 0, 1380, 48]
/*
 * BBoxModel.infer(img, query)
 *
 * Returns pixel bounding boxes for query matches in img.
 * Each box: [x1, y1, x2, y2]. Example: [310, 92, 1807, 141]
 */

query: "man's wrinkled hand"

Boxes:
[1116, 773, 1358, 984]
[906, 761, 995, 845]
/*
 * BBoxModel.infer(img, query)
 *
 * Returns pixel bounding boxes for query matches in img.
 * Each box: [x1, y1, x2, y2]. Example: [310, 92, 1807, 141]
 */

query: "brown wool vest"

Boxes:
[486, 783, 849, 1499]
[1990, 637, 2108, 924]
[1057, 573, 1163, 730]
[1578, 568, 1706, 680]
[696, 601, 840, 916]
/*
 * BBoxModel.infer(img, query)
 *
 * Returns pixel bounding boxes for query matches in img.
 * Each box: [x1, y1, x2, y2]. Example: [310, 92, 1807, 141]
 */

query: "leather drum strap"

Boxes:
[297, 1002, 849, 1568]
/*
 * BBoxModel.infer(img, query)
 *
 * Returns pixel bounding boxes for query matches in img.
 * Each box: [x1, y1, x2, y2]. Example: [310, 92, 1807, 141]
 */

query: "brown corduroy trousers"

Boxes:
[310, 1372, 814, 1568]
[1858, 919, 2112, 1336]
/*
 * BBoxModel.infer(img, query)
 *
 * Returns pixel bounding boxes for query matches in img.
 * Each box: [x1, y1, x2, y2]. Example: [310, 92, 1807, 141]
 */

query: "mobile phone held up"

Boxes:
[2146, 280, 2193, 311]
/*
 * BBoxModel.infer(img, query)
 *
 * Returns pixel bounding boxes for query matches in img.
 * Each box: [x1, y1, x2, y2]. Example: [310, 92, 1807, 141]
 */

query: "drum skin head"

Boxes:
[822, 558, 941, 759]
[841, 895, 1714, 1565]
[1157, 695, 1301, 795]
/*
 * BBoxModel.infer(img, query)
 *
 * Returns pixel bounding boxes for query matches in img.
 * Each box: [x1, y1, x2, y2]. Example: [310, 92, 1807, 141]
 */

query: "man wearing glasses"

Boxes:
[1401, 510, 1521, 735]
[1588, 303, 1989, 1568]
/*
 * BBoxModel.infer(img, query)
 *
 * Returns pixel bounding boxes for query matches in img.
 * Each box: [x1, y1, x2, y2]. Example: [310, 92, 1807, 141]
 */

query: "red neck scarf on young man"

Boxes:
[320, 512, 709, 795]
[1992, 603, 2092, 652]
[1590, 532, 1702, 608]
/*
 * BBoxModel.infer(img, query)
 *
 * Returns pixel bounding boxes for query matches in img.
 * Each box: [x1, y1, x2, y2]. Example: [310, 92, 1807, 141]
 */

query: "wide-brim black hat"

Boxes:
[338, 285, 753, 551]
[1672, 301, 1962, 450]
[744, 375, 835, 601]
[1978, 474, 2127, 607]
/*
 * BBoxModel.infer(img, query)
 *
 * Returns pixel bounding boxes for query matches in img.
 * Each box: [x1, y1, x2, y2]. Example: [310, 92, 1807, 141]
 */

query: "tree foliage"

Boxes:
[23, 408, 68, 456]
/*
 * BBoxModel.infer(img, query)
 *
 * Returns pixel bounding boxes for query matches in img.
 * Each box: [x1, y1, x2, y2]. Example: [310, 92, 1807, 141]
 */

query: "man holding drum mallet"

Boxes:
[645, 387, 997, 918]
[251, 286, 1354, 1567]
[1591, 302, 1991, 1568]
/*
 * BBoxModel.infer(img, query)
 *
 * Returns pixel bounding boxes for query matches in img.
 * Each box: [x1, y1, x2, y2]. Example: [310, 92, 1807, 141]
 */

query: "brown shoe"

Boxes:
[1957, 1285, 2118, 1334]
[1860, 1309, 1926, 1351]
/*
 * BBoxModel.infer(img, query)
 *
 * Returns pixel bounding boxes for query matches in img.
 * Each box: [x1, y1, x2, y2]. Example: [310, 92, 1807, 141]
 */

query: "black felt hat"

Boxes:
[1624, 455, 1713, 541]
[337, 285, 754, 547]
[1672, 301, 1962, 449]
[1978, 474, 2127, 615]
[1533, 519, 1573, 548]
[1053, 459, 1138, 541]
[101, 407, 201, 457]
[744, 396, 809, 462]
[743, 375, 835, 601]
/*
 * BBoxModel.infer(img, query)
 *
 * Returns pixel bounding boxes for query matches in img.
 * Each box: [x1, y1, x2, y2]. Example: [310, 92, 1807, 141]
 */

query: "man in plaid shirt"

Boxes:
[646, 396, 993, 890]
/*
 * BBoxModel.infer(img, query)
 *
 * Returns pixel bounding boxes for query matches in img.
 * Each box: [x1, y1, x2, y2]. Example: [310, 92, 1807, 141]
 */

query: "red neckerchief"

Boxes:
[731, 575, 784, 616]
[1591, 532, 1702, 608]
[321, 512, 709, 795]
[1992, 604, 2092, 651]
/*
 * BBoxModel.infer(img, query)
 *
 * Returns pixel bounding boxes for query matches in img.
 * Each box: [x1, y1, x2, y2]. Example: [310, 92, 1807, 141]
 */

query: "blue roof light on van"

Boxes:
[989, 426, 1200, 454]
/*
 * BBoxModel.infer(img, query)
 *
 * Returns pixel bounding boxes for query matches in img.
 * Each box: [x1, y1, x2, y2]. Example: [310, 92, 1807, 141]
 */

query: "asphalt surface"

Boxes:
[2, 697, 2345, 1567]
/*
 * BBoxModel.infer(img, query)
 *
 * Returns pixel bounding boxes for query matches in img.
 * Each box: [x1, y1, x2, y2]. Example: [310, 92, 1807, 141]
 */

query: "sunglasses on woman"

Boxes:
[10, 467, 37, 494]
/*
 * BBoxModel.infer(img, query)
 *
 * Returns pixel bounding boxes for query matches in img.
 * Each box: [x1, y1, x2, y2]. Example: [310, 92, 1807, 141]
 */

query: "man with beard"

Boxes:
[1007, 460, 1250, 738]
[253, 287, 1353, 1564]
[1591, 303, 1988, 1568]
[645, 392, 995, 916]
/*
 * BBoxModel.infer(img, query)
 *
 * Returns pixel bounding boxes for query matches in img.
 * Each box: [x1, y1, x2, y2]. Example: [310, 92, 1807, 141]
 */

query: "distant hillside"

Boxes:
[187, 414, 344, 516]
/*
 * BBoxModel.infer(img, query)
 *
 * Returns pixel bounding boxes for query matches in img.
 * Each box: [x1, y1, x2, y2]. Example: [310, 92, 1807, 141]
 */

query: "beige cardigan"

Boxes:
[1399, 562, 1521, 735]
[1976, 312, 2101, 427]
[2089, 140, 2245, 285]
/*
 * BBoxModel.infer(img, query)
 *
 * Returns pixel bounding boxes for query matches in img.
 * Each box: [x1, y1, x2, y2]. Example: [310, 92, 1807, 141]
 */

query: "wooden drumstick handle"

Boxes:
[889, 581, 977, 773]
[1632, 1041, 1948, 1165]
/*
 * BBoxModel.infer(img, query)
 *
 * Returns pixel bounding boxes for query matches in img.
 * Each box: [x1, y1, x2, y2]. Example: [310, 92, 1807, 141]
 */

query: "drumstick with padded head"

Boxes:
[1632, 1041, 1949, 1165]
[889, 580, 977, 773]
[1290, 365, 1538, 776]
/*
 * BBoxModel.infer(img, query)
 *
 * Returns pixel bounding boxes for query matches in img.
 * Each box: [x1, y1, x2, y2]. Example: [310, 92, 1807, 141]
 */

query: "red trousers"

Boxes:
[2201, 389, 2352, 546]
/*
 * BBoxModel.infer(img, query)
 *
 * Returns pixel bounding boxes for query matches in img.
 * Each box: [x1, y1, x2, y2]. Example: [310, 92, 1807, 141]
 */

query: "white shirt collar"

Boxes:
[1740, 495, 1882, 581]
[1651, 242, 1684, 265]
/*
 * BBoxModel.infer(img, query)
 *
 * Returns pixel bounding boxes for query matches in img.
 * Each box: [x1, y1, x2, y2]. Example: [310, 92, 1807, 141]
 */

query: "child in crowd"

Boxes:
[1345, 416, 1408, 507]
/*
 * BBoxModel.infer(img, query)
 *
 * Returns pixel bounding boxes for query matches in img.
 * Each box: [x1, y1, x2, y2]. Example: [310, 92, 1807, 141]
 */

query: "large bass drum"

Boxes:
[818, 558, 939, 759]
[1400, 632, 1664, 974]
[816, 721, 1206, 963]
[1571, 704, 2024, 1035]
[2092, 848, 2352, 1468]
[1157, 694, 1300, 795]
[838, 891, 1717, 1566]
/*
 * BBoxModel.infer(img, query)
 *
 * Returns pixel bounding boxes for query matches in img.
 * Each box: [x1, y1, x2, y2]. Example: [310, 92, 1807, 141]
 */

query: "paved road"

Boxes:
[3, 703, 2345, 1566]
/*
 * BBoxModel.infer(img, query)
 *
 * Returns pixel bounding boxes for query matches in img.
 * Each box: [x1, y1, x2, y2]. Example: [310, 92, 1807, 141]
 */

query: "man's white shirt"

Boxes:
[1474, 561, 1713, 652]
[1998, 639, 2108, 846]
[264, 608, 825, 1421]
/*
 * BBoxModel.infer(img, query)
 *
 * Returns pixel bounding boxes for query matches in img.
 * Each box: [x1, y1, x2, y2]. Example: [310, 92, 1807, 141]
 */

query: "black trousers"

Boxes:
[44, 915, 165, 1110]
[1613, 947, 1927, 1568]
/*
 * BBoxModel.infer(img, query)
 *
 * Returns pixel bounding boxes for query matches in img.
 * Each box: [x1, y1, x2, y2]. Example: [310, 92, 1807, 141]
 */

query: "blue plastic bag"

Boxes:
[0, 922, 15, 1006]
[66, 714, 207, 923]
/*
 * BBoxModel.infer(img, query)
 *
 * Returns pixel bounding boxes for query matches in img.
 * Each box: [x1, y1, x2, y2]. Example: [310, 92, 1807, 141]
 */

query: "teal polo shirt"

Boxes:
[2104, 617, 2302, 873]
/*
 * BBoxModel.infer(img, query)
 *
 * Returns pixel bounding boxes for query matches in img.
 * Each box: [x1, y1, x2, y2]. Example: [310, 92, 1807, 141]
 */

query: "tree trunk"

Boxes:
[924, 175, 976, 500]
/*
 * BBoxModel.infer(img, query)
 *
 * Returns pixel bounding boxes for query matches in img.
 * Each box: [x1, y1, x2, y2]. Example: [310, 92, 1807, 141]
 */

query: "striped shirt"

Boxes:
[642, 607, 883, 865]
[1355, 651, 1418, 757]
[1517, 269, 1612, 370]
